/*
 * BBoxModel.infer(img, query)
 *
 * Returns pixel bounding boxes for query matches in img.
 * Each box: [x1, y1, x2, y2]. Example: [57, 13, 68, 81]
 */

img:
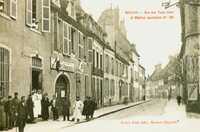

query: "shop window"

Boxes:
[0, 48, 9, 97]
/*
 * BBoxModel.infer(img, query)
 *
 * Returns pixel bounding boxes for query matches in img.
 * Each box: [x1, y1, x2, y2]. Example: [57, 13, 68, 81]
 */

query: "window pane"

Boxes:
[43, 0, 49, 6]
[11, 2, 17, 18]
[64, 39, 69, 54]
[43, 19, 49, 31]
[64, 23, 68, 37]
[43, 8, 49, 18]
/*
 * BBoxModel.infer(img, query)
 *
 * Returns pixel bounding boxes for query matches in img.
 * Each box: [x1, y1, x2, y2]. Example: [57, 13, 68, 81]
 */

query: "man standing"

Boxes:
[82, 97, 90, 121]
[41, 93, 50, 120]
[4, 96, 13, 129]
[11, 92, 20, 127]
[26, 94, 34, 123]
[89, 97, 97, 119]
[16, 96, 27, 132]
[62, 96, 71, 121]
[0, 96, 6, 130]
[51, 95, 59, 121]
[176, 95, 182, 106]
[72, 97, 83, 123]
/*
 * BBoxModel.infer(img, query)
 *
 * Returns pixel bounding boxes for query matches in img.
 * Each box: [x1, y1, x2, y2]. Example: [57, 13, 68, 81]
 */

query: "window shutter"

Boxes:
[10, 0, 17, 19]
[42, 0, 50, 32]
[54, 13, 58, 51]
[26, 0, 32, 26]
[68, 27, 72, 54]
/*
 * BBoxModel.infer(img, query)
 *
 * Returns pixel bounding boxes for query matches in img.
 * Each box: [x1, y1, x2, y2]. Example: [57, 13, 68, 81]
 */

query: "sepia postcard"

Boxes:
[0, 0, 199, 132]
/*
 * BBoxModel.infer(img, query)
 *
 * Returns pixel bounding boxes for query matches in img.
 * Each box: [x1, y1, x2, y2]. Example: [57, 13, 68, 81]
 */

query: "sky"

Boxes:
[80, 0, 181, 75]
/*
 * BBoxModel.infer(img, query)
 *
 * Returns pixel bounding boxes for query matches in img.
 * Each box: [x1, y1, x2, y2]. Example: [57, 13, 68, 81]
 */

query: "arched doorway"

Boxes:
[55, 75, 70, 114]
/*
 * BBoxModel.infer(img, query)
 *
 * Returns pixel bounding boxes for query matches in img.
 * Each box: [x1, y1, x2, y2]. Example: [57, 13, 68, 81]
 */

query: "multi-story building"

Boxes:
[98, 7, 143, 104]
[0, 0, 146, 109]
[0, 0, 98, 111]
[139, 64, 146, 100]
[179, 0, 200, 113]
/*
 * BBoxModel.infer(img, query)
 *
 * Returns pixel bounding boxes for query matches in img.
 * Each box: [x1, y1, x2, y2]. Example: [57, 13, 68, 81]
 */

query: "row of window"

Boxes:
[0, 0, 75, 32]
[93, 48, 103, 70]
[104, 54, 128, 78]
[104, 78, 115, 97]
[53, 15, 93, 62]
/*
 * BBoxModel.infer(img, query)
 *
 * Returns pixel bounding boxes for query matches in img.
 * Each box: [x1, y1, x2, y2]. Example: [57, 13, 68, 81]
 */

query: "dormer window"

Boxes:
[67, 0, 75, 19]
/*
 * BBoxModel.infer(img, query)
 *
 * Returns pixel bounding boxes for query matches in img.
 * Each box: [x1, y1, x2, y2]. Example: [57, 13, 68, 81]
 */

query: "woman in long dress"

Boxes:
[72, 97, 83, 123]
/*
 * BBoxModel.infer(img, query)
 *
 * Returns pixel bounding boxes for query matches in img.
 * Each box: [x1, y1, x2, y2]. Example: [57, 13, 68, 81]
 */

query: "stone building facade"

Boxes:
[0, 0, 146, 108]
[179, 0, 200, 113]
[98, 7, 145, 104]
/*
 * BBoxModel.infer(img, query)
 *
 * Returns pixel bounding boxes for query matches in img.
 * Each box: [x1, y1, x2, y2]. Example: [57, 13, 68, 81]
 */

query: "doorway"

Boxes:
[55, 75, 70, 114]
[32, 69, 42, 91]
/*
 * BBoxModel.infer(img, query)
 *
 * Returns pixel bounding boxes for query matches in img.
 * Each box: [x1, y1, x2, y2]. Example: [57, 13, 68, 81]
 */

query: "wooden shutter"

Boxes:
[42, 0, 50, 32]
[26, 0, 32, 26]
[10, 0, 17, 19]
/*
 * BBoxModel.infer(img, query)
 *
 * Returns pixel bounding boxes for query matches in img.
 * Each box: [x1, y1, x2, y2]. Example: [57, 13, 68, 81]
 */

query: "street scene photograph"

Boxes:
[0, 0, 200, 132]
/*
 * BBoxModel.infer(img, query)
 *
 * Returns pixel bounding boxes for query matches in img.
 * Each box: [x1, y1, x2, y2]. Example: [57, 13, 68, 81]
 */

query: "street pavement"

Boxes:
[59, 99, 200, 132]
[2, 100, 150, 132]
[4, 99, 200, 132]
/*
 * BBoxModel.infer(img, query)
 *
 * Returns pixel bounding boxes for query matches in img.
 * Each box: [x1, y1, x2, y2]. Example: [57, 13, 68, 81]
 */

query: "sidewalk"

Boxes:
[3, 100, 150, 132]
[162, 99, 187, 120]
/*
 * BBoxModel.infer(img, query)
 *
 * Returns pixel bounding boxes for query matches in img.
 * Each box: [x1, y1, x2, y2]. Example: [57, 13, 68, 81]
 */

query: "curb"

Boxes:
[94, 100, 152, 119]
[63, 100, 152, 128]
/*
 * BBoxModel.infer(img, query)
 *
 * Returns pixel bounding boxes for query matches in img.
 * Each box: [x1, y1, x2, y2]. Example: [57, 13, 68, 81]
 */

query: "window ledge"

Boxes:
[29, 27, 41, 34]
[63, 53, 71, 58]
[0, 12, 11, 21]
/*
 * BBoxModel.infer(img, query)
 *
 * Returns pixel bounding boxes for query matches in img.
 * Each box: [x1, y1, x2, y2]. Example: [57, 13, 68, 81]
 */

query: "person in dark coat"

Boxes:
[62, 97, 71, 121]
[89, 97, 97, 119]
[16, 96, 27, 132]
[41, 93, 50, 120]
[4, 96, 13, 129]
[82, 96, 90, 121]
[26, 94, 34, 123]
[11, 92, 20, 127]
[176, 95, 182, 106]
[0, 96, 6, 131]
[50, 95, 59, 121]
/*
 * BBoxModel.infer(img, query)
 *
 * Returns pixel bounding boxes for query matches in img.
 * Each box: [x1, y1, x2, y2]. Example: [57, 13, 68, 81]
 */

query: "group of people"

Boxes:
[0, 91, 97, 132]
[75, 96, 97, 122]
[0, 93, 27, 132]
